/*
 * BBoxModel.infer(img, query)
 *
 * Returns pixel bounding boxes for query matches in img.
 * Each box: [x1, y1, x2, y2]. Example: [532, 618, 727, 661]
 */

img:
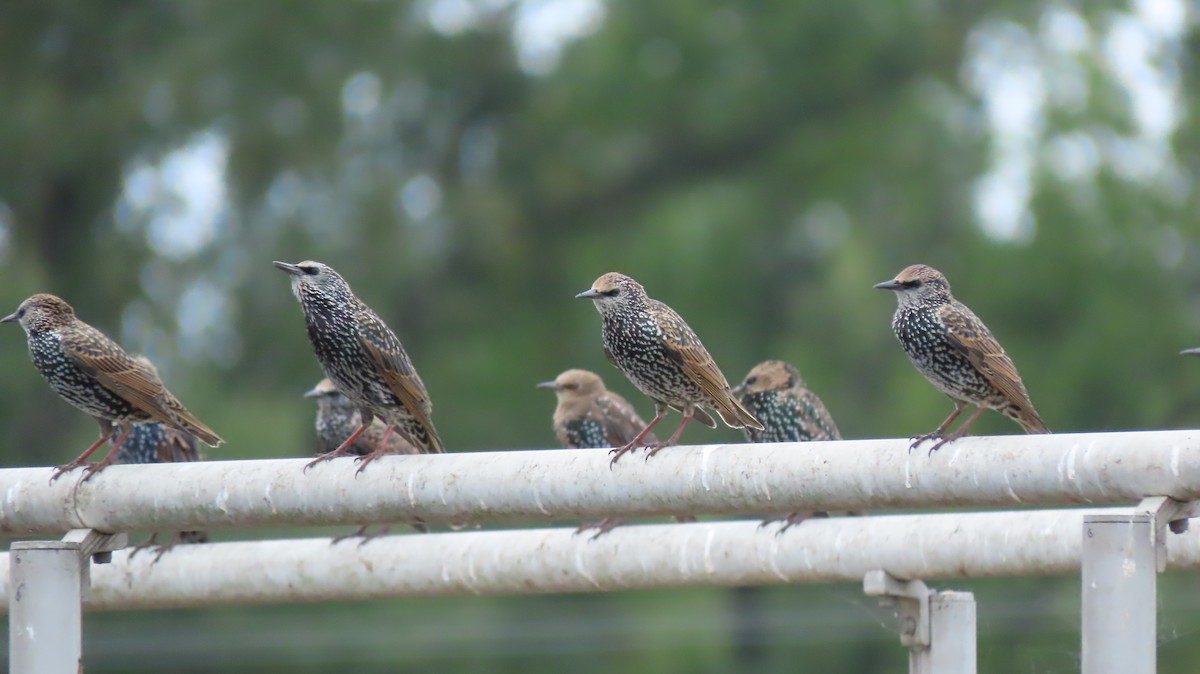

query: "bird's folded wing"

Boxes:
[62, 328, 174, 423]
[939, 305, 1036, 412]
[356, 311, 445, 453]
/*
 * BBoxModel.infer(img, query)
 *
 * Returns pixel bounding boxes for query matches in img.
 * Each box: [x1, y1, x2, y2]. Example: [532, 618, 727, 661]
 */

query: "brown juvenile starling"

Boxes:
[733, 360, 849, 531]
[875, 264, 1049, 453]
[305, 378, 425, 540]
[538, 368, 690, 537]
[275, 260, 444, 474]
[576, 273, 763, 465]
[1, 294, 223, 482]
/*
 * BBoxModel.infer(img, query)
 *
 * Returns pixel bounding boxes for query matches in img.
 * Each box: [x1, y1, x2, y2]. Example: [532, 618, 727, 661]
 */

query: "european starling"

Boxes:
[733, 360, 848, 532]
[305, 378, 425, 541]
[576, 273, 763, 465]
[114, 418, 210, 559]
[1, 294, 223, 482]
[875, 264, 1049, 453]
[536, 369, 658, 451]
[305, 378, 419, 457]
[275, 260, 444, 475]
[537, 368, 678, 537]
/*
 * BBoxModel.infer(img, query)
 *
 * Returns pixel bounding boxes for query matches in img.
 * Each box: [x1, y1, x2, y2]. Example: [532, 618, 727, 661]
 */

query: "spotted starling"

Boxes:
[1, 294, 223, 482]
[576, 273, 763, 466]
[305, 378, 419, 457]
[114, 418, 209, 559]
[538, 368, 681, 537]
[304, 378, 425, 540]
[875, 264, 1049, 453]
[275, 260, 444, 474]
[537, 369, 659, 451]
[733, 360, 850, 532]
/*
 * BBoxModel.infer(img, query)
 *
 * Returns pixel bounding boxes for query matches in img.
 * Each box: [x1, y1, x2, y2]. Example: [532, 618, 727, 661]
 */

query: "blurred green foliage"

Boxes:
[1, 0, 1199, 671]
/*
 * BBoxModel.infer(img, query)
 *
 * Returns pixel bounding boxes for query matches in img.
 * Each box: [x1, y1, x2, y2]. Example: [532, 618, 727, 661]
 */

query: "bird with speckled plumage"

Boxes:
[537, 369, 657, 451]
[114, 418, 209, 558]
[1, 294, 223, 482]
[538, 369, 696, 537]
[305, 378, 425, 540]
[875, 264, 1049, 453]
[275, 261, 444, 475]
[576, 273, 763, 466]
[305, 378, 420, 457]
[733, 360, 851, 532]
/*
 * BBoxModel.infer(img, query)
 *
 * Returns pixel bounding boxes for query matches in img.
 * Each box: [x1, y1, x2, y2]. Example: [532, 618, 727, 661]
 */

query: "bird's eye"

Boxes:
[302, 266, 320, 276]
[602, 288, 620, 297]
[564, 383, 577, 390]
[16, 308, 25, 319]
[745, 376, 758, 386]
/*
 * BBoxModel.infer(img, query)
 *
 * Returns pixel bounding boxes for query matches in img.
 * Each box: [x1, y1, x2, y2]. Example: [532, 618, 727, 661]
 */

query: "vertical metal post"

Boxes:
[9, 542, 84, 674]
[865, 571, 975, 674]
[910, 591, 976, 674]
[1081, 514, 1156, 674]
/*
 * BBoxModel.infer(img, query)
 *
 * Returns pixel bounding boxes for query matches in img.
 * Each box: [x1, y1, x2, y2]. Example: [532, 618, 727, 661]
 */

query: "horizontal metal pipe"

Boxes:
[1, 430, 1198, 535]
[0, 508, 1196, 612]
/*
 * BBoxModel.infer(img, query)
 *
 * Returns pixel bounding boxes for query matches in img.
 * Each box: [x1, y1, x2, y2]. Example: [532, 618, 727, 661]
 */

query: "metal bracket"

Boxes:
[60, 529, 128, 596]
[864, 569, 930, 648]
[1136, 497, 1198, 572]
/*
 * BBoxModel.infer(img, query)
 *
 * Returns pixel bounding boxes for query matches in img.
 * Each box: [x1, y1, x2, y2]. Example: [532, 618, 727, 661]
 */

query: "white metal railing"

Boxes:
[2, 429, 1198, 535]
[0, 508, 1196, 611]
[3, 430, 1198, 674]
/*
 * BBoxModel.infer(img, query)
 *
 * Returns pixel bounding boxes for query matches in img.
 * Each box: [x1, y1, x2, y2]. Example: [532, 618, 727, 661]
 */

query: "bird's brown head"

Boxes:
[733, 360, 802, 398]
[1, 293, 76, 335]
[873, 264, 951, 306]
[536, 369, 606, 401]
[575, 273, 647, 316]
[273, 260, 352, 303]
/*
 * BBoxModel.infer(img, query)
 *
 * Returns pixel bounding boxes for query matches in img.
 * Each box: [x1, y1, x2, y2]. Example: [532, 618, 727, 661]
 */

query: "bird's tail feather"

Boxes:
[711, 393, 765, 431]
[1019, 412, 1050, 434]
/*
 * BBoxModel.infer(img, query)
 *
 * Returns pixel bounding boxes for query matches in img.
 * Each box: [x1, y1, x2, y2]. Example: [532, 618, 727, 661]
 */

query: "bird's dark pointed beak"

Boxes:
[575, 289, 601, 300]
[302, 386, 323, 399]
[1181, 348, 1200, 357]
[536, 381, 560, 390]
[273, 261, 303, 275]
[873, 279, 902, 290]
[0, 311, 16, 324]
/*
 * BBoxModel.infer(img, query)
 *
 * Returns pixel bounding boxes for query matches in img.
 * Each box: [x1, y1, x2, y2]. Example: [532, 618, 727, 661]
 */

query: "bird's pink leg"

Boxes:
[305, 423, 370, 471]
[909, 401, 967, 452]
[353, 426, 403, 476]
[644, 413, 697, 460]
[50, 435, 111, 483]
[575, 516, 625, 541]
[79, 427, 133, 483]
[926, 406, 987, 455]
[608, 409, 668, 467]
